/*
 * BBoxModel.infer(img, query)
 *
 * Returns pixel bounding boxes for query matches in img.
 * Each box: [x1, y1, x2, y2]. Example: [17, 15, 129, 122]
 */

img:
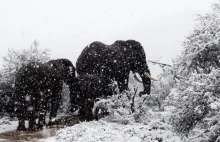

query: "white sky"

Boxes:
[0, 0, 217, 76]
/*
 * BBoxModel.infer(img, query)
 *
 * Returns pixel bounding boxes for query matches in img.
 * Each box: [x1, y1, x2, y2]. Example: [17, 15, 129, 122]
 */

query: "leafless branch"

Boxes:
[148, 60, 172, 67]
[131, 87, 138, 113]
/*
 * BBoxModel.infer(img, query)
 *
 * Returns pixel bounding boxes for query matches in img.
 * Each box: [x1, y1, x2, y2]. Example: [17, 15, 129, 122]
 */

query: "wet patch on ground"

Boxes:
[0, 116, 80, 142]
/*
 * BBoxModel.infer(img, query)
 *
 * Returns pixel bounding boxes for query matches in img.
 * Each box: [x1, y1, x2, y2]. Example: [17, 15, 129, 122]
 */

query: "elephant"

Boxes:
[14, 58, 76, 130]
[72, 74, 114, 121]
[45, 58, 76, 122]
[76, 40, 156, 96]
[15, 62, 48, 130]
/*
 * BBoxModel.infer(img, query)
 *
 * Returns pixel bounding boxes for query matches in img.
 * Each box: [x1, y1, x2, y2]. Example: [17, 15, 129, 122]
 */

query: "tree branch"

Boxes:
[147, 60, 172, 67]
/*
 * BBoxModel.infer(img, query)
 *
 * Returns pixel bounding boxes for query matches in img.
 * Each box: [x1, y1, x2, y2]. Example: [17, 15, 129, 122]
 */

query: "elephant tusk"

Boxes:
[134, 73, 143, 83]
[144, 72, 158, 81]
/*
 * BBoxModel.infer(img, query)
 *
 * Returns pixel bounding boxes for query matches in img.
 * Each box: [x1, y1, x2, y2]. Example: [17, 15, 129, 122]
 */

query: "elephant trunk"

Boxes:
[141, 73, 151, 94]
[137, 70, 157, 96]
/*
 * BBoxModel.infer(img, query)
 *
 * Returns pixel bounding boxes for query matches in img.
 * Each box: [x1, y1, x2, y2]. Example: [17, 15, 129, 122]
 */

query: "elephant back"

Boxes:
[15, 62, 48, 90]
[76, 41, 115, 78]
[45, 58, 76, 84]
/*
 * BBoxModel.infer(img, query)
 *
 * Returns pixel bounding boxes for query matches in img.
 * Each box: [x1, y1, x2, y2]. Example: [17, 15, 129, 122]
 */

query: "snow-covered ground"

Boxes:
[56, 120, 180, 142]
[0, 117, 17, 133]
[52, 106, 180, 142]
[0, 107, 181, 142]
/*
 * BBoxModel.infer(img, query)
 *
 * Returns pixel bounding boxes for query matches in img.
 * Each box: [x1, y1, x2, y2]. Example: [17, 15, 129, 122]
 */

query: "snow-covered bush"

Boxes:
[92, 89, 151, 125]
[176, 2, 220, 76]
[128, 71, 171, 111]
[1, 40, 50, 84]
[169, 65, 220, 139]
[168, 2, 220, 140]
[150, 66, 177, 110]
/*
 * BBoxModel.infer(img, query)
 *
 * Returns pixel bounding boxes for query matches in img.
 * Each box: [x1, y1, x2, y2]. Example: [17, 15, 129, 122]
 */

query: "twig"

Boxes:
[138, 95, 151, 110]
[131, 87, 138, 113]
[148, 60, 172, 67]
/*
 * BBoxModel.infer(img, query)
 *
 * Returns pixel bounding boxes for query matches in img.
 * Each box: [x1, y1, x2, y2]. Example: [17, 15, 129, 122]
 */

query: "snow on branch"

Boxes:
[1, 40, 50, 83]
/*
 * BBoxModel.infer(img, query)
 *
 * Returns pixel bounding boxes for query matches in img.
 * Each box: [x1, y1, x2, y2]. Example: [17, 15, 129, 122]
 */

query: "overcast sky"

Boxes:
[0, 0, 217, 76]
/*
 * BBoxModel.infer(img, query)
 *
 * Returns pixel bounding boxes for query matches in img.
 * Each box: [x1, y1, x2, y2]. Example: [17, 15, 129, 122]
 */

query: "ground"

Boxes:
[0, 115, 79, 142]
[0, 74, 182, 142]
[0, 106, 181, 142]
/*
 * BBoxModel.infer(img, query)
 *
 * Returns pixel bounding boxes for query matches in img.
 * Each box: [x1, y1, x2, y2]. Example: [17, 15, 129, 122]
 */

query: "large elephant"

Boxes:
[15, 58, 76, 130]
[76, 40, 156, 96]
[73, 74, 114, 121]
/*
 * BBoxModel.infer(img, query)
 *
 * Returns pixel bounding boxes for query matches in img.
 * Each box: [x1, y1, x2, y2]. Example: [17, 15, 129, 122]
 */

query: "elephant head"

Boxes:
[124, 40, 156, 95]
[46, 59, 76, 84]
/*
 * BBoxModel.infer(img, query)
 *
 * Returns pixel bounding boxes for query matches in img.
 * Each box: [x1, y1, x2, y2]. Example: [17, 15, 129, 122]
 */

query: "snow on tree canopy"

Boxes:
[1, 40, 50, 84]
[176, 3, 220, 75]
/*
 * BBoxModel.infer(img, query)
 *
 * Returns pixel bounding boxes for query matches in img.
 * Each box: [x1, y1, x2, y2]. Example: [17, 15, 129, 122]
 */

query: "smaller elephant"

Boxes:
[72, 74, 114, 121]
[44, 58, 76, 124]
[14, 58, 76, 130]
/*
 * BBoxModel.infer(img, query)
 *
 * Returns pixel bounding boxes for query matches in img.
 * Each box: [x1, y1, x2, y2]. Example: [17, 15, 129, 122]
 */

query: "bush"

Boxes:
[170, 92, 210, 137]
[2, 40, 50, 84]
[92, 88, 152, 125]
[166, 2, 220, 140]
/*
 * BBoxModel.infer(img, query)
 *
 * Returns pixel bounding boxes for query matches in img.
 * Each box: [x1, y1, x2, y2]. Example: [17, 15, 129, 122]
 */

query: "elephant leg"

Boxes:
[79, 100, 94, 121]
[28, 116, 37, 131]
[26, 91, 38, 130]
[68, 85, 79, 112]
[117, 73, 129, 93]
[16, 92, 27, 131]
[17, 118, 26, 131]
[38, 98, 47, 129]
[48, 87, 62, 125]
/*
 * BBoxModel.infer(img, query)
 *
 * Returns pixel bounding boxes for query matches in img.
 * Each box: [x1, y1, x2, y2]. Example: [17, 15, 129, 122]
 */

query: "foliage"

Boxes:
[150, 66, 177, 110]
[167, 2, 220, 140]
[1, 40, 50, 84]
[92, 88, 151, 125]
[169, 72, 214, 137]
[128, 71, 172, 111]
[176, 2, 220, 75]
